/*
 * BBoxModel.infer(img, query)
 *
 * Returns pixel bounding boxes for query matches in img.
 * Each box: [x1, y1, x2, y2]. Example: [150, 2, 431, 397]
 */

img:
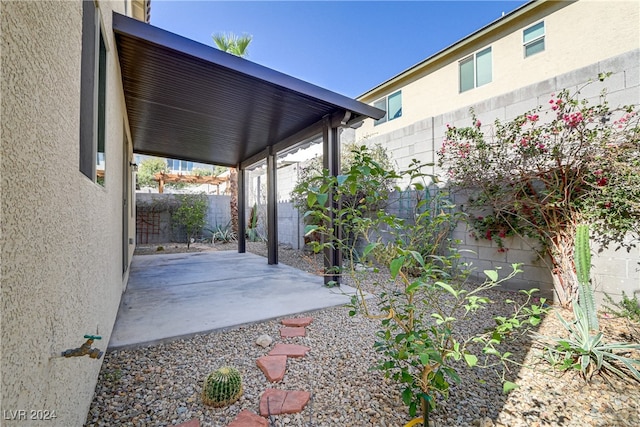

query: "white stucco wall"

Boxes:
[358, 0, 640, 136]
[1, 1, 136, 425]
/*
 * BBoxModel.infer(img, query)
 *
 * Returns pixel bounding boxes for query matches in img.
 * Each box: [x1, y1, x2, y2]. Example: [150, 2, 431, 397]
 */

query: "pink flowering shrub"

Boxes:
[438, 75, 640, 306]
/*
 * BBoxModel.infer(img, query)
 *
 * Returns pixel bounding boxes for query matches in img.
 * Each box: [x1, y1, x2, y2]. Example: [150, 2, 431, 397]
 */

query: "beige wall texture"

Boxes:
[1, 1, 136, 426]
[352, 0, 639, 305]
[358, 0, 640, 136]
[354, 45, 640, 305]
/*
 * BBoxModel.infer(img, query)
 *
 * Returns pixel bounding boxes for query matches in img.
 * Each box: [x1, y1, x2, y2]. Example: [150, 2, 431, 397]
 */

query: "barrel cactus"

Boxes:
[201, 366, 243, 407]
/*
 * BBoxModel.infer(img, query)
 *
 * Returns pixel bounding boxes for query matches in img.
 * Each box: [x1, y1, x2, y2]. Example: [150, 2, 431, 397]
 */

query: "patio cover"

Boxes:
[112, 12, 384, 167]
[112, 12, 384, 281]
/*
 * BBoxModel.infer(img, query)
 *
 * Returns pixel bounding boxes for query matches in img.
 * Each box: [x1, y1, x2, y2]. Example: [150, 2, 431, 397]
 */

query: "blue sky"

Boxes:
[151, 1, 530, 98]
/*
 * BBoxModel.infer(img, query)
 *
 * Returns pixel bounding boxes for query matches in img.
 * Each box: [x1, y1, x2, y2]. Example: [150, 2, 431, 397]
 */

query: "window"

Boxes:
[97, 31, 107, 185]
[167, 159, 194, 173]
[373, 90, 402, 126]
[523, 21, 545, 57]
[459, 47, 492, 93]
[79, 1, 107, 186]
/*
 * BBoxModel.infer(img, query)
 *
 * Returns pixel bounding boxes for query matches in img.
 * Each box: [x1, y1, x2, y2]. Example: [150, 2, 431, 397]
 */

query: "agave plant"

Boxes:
[540, 302, 640, 381]
[207, 223, 237, 243]
[539, 225, 640, 382]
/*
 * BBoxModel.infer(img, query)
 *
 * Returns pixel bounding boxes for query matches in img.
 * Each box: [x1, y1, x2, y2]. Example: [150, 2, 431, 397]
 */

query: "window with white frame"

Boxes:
[523, 21, 545, 57]
[459, 47, 492, 93]
[373, 90, 402, 125]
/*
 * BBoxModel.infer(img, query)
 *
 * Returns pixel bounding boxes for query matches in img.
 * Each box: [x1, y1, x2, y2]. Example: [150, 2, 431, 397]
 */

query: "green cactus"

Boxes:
[201, 366, 243, 407]
[574, 224, 599, 331]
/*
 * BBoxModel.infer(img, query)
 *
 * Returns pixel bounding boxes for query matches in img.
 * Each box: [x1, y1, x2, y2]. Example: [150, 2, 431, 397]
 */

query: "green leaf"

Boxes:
[316, 193, 329, 207]
[434, 281, 458, 297]
[402, 388, 413, 406]
[304, 225, 319, 236]
[409, 251, 425, 267]
[431, 313, 445, 324]
[306, 193, 317, 208]
[390, 256, 405, 279]
[483, 347, 501, 357]
[503, 381, 519, 394]
[362, 242, 378, 258]
[406, 281, 422, 294]
[419, 353, 430, 365]
[484, 270, 499, 282]
[336, 174, 348, 186]
[463, 353, 478, 367]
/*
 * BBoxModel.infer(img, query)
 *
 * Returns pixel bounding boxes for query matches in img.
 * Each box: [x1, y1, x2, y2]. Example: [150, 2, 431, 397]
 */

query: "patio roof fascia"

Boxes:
[112, 12, 385, 167]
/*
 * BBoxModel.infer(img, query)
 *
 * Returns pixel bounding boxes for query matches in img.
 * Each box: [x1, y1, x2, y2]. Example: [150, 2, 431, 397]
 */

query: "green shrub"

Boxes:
[603, 291, 640, 323]
[298, 146, 548, 424]
[172, 193, 208, 248]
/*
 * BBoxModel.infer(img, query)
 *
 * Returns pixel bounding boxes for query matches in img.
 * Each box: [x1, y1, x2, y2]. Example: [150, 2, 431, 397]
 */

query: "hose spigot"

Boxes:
[61, 335, 103, 359]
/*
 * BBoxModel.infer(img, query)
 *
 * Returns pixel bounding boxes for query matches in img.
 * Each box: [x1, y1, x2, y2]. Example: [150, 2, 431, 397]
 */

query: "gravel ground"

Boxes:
[87, 242, 640, 427]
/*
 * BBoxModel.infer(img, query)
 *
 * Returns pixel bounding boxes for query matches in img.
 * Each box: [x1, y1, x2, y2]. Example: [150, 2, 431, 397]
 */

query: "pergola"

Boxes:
[153, 171, 229, 194]
[113, 12, 384, 284]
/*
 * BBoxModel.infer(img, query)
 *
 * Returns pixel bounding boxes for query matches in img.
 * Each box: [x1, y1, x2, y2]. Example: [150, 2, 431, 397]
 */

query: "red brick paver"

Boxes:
[280, 326, 306, 338]
[256, 355, 287, 382]
[259, 389, 310, 416]
[268, 343, 310, 358]
[281, 317, 313, 327]
[227, 409, 268, 427]
[176, 419, 200, 427]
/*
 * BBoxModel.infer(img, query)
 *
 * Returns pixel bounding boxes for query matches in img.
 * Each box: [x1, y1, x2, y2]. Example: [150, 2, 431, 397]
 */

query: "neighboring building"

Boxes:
[2, 1, 147, 425]
[355, 0, 640, 302]
[134, 154, 216, 175]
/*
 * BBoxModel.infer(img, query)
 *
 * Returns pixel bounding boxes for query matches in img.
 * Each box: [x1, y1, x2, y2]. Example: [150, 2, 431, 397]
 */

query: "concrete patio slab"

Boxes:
[108, 251, 358, 349]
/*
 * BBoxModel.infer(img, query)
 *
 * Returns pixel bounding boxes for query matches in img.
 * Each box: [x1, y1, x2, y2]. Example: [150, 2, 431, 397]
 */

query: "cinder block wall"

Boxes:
[359, 49, 640, 305]
[135, 193, 231, 243]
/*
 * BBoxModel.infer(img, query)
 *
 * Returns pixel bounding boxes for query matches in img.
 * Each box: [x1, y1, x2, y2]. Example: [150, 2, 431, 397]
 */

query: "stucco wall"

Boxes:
[358, 0, 640, 136]
[354, 49, 640, 306]
[1, 1, 135, 426]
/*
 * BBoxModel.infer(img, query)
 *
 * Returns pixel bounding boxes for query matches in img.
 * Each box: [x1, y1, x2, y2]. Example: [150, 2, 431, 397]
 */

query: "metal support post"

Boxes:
[267, 146, 278, 264]
[322, 116, 342, 285]
[237, 166, 246, 253]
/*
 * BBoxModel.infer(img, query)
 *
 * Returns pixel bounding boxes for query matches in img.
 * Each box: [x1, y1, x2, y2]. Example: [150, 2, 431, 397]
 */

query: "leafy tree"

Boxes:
[211, 32, 252, 234]
[297, 147, 547, 424]
[137, 157, 168, 189]
[191, 168, 214, 177]
[438, 76, 640, 307]
[213, 165, 228, 176]
[292, 142, 396, 251]
[292, 141, 395, 212]
[172, 193, 208, 249]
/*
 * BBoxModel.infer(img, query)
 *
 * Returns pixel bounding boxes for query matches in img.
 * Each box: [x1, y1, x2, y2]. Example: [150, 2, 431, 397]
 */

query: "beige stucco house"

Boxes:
[2, 0, 384, 424]
[2, 1, 143, 425]
[355, 0, 640, 302]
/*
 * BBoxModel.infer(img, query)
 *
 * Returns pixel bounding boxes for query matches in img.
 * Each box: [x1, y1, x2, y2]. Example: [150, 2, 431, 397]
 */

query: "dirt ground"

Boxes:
[134, 242, 237, 255]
